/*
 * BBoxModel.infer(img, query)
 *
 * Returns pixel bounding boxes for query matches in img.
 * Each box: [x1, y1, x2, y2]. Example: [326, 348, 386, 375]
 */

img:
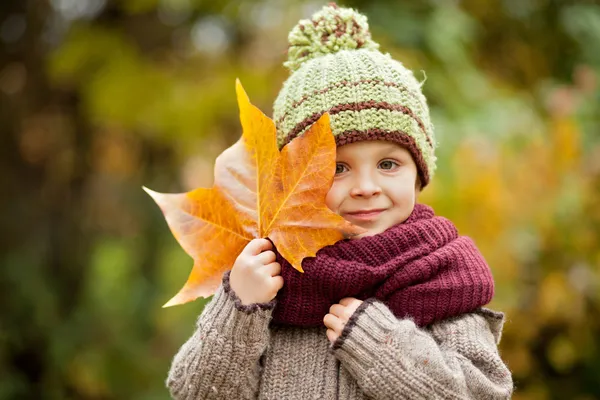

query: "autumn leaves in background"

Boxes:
[145, 80, 364, 307]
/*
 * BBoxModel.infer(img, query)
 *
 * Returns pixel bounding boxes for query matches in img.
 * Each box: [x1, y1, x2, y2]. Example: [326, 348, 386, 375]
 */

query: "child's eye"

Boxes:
[378, 160, 399, 170]
[335, 163, 348, 174]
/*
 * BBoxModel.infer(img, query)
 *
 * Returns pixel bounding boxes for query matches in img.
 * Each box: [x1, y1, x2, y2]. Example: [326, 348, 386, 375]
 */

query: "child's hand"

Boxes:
[323, 298, 363, 343]
[229, 238, 284, 305]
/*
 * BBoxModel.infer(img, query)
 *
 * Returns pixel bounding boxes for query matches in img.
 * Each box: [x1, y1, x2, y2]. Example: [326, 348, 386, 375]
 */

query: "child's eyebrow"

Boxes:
[376, 145, 408, 157]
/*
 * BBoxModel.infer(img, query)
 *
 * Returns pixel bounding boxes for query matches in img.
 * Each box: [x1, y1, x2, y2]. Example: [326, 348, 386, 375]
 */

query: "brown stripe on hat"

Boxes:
[281, 101, 433, 149]
[336, 129, 431, 187]
[276, 79, 421, 125]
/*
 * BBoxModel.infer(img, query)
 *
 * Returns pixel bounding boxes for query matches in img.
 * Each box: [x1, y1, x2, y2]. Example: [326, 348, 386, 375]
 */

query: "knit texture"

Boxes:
[166, 282, 514, 399]
[269, 203, 494, 327]
[274, 4, 437, 187]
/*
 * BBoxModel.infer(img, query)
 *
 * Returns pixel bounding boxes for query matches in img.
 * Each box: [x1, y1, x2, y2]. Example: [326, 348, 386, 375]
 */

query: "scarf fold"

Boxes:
[272, 204, 494, 327]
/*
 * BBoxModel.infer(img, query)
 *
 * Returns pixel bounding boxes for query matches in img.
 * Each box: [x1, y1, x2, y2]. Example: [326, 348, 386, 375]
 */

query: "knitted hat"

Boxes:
[273, 3, 437, 187]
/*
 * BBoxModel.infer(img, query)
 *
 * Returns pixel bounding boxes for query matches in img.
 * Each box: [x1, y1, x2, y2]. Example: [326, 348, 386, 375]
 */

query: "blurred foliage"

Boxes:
[1, 0, 599, 398]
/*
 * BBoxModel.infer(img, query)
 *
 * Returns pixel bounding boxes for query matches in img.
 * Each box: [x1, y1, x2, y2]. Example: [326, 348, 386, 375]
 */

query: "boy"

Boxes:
[166, 4, 513, 399]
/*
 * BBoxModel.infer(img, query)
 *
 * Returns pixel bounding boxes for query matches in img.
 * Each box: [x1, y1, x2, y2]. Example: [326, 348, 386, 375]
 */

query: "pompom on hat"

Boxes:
[273, 3, 437, 187]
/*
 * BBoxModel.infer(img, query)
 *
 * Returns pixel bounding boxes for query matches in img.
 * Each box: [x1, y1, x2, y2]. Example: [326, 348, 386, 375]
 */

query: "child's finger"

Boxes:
[339, 297, 358, 306]
[244, 238, 272, 256]
[328, 304, 347, 319]
[256, 250, 276, 265]
[271, 275, 284, 291]
[326, 329, 337, 343]
[263, 262, 281, 277]
[323, 313, 344, 333]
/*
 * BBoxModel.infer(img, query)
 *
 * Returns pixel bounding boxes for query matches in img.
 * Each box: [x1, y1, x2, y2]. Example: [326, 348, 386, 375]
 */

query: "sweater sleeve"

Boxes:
[166, 273, 274, 400]
[331, 300, 513, 400]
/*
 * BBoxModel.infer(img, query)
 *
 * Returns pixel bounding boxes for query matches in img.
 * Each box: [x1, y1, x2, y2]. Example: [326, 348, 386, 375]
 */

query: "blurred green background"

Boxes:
[1, 0, 599, 398]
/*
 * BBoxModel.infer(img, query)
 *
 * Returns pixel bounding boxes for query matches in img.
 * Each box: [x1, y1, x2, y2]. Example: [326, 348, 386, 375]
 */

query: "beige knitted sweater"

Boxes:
[166, 282, 513, 399]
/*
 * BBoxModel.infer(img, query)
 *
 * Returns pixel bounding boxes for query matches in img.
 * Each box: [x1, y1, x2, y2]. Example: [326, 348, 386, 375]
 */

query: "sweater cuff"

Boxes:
[222, 270, 277, 313]
[332, 298, 397, 351]
[331, 299, 407, 370]
[199, 271, 275, 344]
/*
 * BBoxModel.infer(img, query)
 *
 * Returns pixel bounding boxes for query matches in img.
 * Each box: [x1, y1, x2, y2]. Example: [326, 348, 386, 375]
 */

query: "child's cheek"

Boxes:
[325, 182, 341, 213]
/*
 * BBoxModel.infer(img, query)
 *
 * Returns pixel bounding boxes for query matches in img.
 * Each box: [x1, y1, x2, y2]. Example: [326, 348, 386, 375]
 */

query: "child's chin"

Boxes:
[351, 227, 383, 239]
[350, 221, 403, 239]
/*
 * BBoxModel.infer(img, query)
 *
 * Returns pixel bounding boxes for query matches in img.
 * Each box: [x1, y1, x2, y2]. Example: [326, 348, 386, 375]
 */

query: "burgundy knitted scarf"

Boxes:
[271, 204, 494, 327]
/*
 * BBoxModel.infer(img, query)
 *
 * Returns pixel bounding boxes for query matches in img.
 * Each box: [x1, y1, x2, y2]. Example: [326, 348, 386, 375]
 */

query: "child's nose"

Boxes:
[349, 174, 382, 198]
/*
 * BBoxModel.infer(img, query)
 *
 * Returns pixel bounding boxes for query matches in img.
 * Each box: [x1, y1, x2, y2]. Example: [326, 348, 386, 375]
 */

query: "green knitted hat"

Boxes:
[273, 3, 437, 187]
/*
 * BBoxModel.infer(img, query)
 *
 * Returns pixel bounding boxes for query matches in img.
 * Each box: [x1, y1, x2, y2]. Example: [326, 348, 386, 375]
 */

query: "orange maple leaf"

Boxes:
[144, 80, 364, 307]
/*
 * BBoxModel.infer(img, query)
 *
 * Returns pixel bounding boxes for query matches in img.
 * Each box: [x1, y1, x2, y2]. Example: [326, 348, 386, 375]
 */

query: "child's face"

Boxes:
[325, 141, 420, 239]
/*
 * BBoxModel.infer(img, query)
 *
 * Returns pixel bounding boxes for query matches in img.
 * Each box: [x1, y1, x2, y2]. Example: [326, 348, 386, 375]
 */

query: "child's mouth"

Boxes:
[344, 209, 385, 222]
